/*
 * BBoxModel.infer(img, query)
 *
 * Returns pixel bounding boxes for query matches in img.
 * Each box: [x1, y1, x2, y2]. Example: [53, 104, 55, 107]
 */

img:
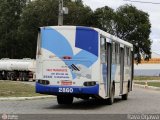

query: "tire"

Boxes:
[122, 93, 128, 100]
[19, 72, 22, 81]
[23, 73, 29, 81]
[10, 73, 14, 81]
[22, 73, 26, 81]
[10, 73, 16, 81]
[19, 73, 22, 81]
[22, 73, 25, 81]
[57, 95, 73, 105]
[3, 72, 7, 80]
[7, 73, 11, 80]
[107, 84, 115, 105]
[0, 74, 2, 80]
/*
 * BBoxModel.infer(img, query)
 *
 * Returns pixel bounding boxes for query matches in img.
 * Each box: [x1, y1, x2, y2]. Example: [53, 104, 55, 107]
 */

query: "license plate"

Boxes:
[61, 80, 72, 86]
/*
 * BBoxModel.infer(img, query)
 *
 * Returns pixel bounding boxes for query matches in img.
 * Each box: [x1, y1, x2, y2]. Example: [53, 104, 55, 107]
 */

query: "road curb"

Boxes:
[134, 84, 160, 91]
[0, 95, 56, 101]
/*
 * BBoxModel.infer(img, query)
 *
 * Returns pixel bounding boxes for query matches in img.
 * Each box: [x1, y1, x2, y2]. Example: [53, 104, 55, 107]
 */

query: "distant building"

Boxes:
[134, 52, 160, 76]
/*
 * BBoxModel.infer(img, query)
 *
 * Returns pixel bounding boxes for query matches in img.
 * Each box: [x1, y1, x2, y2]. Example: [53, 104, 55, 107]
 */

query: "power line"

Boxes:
[123, 0, 160, 4]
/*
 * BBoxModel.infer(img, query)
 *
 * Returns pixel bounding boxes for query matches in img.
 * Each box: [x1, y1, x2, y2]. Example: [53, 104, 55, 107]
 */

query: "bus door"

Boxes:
[120, 46, 124, 94]
[131, 50, 134, 91]
[106, 43, 111, 97]
[100, 37, 111, 97]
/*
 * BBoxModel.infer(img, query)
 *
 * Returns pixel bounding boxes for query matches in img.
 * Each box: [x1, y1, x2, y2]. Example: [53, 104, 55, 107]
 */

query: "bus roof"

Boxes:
[94, 28, 133, 48]
[40, 26, 133, 48]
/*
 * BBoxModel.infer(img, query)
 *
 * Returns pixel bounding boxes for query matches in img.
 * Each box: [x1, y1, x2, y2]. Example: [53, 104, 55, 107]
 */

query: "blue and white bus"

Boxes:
[36, 26, 134, 105]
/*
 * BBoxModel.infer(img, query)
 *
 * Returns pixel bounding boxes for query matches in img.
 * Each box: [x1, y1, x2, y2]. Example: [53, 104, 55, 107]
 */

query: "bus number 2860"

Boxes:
[58, 88, 73, 93]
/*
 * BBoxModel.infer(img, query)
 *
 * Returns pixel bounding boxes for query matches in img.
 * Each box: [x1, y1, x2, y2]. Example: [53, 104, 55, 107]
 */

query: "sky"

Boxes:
[83, 0, 160, 54]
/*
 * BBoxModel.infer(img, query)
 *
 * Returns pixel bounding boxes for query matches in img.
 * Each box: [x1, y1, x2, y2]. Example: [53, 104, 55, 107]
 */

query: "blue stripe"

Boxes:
[36, 83, 99, 95]
[75, 27, 98, 57]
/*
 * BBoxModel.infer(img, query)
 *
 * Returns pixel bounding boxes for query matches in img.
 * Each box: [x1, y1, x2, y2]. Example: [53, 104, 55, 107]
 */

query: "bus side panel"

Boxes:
[123, 66, 131, 94]
[99, 64, 108, 99]
[91, 57, 101, 95]
[113, 65, 121, 96]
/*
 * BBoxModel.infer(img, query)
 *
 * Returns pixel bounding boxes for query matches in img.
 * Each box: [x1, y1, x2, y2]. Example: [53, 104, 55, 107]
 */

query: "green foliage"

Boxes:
[148, 82, 160, 87]
[134, 76, 160, 80]
[17, 0, 92, 58]
[114, 5, 151, 62]
[0, 1, 151, 61]
[0, 0, 27, 58]
[17, 0, 59, 58]
[92, 4, 151, 63]
[64, 1, 93, 26]
[92, 6, 115, 34]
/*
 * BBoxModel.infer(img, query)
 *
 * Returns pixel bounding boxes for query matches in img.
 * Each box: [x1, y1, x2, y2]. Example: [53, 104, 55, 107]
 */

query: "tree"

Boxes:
[18, 0, 93, 58]
[114, 5, 151, 62]
[92, 6, 115, 34]
[0, 0, 27, 58]
[17, 0, 59, 58]
[93, 4, 151, 63]
[0, 1, 151, 62]
[64, 0, 93, 26]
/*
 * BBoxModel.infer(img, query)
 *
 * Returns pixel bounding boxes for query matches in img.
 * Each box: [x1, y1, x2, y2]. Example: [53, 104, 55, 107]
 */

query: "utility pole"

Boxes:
[58, 0, 76, 26]
[58, 0, 63, 26]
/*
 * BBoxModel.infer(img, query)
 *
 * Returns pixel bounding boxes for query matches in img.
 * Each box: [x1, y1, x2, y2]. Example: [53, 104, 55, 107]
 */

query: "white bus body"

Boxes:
[36, 26, 134, 104]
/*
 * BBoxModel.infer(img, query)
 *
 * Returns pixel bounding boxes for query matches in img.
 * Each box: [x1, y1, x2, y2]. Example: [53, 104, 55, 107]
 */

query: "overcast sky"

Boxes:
[83, 0, 160, 54]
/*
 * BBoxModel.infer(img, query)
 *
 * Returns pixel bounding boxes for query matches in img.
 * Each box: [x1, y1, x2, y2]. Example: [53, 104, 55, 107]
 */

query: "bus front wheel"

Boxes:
[57, 95, 73, 105]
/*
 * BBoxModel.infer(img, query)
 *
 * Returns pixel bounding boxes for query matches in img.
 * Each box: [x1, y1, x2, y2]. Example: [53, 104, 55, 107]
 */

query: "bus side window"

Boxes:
[112, 42, 115, 64]
[124, 46, 127, 66]
[116, 43, 120, 64]
[36, 32, 41, 56]
[100, 37, 106, 63]
[124, 47, 130, 66]
[128, 48, 131, 65]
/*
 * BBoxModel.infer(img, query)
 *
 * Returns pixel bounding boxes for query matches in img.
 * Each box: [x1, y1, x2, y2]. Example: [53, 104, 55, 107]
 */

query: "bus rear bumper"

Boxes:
[36, 82, 99, 96]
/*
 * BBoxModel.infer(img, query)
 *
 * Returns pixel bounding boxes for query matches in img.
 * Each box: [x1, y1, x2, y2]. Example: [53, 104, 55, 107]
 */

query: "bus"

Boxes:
[36, 26, 134, 105]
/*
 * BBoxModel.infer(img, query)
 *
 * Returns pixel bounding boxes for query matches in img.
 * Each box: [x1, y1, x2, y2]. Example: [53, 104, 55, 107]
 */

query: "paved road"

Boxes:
[0, 86, 160, 115]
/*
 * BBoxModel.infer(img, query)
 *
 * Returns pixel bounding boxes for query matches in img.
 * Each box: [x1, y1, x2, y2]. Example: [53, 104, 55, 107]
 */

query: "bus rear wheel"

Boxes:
[122, 93, 128, 100]
[57, 95, 73, 105]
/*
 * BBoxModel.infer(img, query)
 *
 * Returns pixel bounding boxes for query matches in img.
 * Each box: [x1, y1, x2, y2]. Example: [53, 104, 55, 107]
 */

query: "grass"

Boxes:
[0, 81, 43, 97]
[134, 82, 160, 87]
[134, 76, 160, 80]
[134, 82, 145, 85]
[148, 82, 160, 87]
